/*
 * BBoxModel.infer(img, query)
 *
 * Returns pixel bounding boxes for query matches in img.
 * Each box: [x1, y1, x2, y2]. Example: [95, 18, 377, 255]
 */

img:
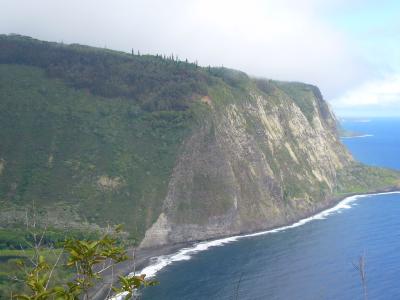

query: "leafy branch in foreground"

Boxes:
[112, 274, 158, 300]
[12, 225, 157, 300]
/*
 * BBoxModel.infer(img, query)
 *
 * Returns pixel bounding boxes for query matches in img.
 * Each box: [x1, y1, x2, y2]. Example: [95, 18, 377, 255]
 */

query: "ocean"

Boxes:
[139, 118, 400, 300]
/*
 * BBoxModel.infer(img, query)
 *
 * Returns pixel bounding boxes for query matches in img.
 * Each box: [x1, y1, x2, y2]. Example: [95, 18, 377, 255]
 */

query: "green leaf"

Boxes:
[38, 255, 45, 264]
[115, 224, 123, 233]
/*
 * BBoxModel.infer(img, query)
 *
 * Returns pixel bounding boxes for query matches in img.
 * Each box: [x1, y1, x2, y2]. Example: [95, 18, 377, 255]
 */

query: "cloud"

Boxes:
[332, 74, 400, 116]
[0, 0, 372, 99]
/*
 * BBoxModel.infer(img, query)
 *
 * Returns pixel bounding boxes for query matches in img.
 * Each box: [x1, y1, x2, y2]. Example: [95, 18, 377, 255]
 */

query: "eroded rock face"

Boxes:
[0, 37, 395, 247]
[0, 158, 5, 175]
[140, 83, 353, 248]
[97, 175, 125, 191]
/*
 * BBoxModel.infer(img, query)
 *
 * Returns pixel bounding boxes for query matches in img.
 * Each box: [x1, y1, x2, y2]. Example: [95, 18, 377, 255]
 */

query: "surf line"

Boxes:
[138, 191, 400, 278]
[341, 134, 374, 139]
[110, 190, 400, 300]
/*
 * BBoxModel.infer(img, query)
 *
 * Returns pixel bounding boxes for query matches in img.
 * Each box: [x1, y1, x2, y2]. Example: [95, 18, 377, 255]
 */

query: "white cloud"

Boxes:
[0, 0, 372, 99]
[331, 74, 400, 117]
[333, 75, 400, 109]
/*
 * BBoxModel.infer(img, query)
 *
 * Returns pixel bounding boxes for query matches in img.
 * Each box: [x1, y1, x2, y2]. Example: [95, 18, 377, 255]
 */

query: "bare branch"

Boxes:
[353, 252, 368, 300]
[19, 243, 36, 268]
[37, 223, 48, 249]
[96, 261, 115, 274]
[7, 275, 25, 283]
[45, 246, 65, 289]
[105, 264, 114, 300]
[131, 248, 136, 276]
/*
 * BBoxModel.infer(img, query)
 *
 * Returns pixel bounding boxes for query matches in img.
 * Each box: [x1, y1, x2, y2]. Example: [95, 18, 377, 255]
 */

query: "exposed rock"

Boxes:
[97, 176, 125, 191]
[140, 84, 354, 248]
[0, 158, 4, 175]
[0, 36, 396, 248]
[47, 154, 54, 167]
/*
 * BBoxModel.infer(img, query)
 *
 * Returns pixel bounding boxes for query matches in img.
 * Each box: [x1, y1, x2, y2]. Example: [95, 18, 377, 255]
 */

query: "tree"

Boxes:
[12, 225, 156, 300]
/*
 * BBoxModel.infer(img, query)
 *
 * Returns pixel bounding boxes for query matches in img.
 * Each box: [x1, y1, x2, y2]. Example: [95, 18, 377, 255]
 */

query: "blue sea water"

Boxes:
[141, 118, 400, 300]
[341, 118, 400, 170]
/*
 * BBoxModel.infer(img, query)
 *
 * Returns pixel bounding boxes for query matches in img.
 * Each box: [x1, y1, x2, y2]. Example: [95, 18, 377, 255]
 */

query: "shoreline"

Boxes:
[97, 186, 400, 299]
[91, 242, 192, 299]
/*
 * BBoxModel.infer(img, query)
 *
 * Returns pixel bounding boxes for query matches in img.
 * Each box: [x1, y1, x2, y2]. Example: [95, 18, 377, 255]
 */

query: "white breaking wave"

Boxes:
[137, 191, 400, 278]
[341, 119, 371, 123]
[110, 190, 400, 299]
[341, 134, 374, 139]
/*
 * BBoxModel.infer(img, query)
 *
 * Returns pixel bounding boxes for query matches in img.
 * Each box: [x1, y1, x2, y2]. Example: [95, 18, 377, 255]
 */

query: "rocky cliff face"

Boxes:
[140, 80, 353, 248]
[2, 36, 397, 249]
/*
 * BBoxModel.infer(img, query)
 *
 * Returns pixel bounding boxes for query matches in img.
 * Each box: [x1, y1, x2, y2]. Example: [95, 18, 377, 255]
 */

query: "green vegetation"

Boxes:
[0, 34, 213, 112]
[0, 35, 263, 241]
[335, 163, 400, 196]
[0, 225, 101, 298]
[1, 34, 399, 259]
[1, 34, 398, 233]
[3, 225, 155, 299]
[0, 227, 101, 250]
[274, 81, 318, 123]
[0, 248, 72, 299]
[0, 64, 193, 242]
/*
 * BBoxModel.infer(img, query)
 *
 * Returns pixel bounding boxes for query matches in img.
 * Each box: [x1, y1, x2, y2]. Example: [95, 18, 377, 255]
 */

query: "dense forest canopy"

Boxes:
[0, 34, 219, 111]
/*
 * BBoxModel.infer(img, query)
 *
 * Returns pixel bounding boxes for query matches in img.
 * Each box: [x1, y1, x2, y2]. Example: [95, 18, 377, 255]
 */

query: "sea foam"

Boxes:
[111, 191, 400, 299]
[341, 134, 374, 139]
[136, 191, 400, 278]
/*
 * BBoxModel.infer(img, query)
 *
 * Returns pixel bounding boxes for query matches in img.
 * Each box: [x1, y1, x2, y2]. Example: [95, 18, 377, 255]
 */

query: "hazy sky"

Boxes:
[1, 0, 399, 117]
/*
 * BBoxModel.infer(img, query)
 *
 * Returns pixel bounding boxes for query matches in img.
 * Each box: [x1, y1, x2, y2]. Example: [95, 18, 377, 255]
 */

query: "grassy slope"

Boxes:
[0, 248, 73, 299]
[335, 163, 400, 196]
[0, 35, 399, 239]
[0, 63, 199, 295]
[0, 64, 193, 242]
[0, 34, 212, 111]
[0, 36, 259, 242]
[0, 36, 400, 296]
[273, 81, 318, 123]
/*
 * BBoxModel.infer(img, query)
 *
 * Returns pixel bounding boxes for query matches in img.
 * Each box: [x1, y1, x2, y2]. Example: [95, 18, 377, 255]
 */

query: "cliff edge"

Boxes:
[0, 35, 398, 248]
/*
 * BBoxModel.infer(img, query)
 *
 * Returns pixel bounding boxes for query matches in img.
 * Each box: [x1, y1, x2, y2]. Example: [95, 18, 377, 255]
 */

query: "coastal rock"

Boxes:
[1, 36, 397, 248]
[140, 83, 353, 248]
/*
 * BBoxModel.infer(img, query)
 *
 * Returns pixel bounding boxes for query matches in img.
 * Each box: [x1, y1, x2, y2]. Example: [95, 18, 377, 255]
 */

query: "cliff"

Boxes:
[140, 78, 354, 247]
[0, 35, 399, 248]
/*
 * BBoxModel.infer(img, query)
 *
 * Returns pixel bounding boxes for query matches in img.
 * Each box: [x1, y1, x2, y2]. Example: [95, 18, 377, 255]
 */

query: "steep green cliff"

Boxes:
[0, 35, 399, 247]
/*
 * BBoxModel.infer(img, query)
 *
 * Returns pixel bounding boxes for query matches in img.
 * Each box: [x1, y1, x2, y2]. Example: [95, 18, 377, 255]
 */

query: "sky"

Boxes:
[1, 0, 399, 117]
